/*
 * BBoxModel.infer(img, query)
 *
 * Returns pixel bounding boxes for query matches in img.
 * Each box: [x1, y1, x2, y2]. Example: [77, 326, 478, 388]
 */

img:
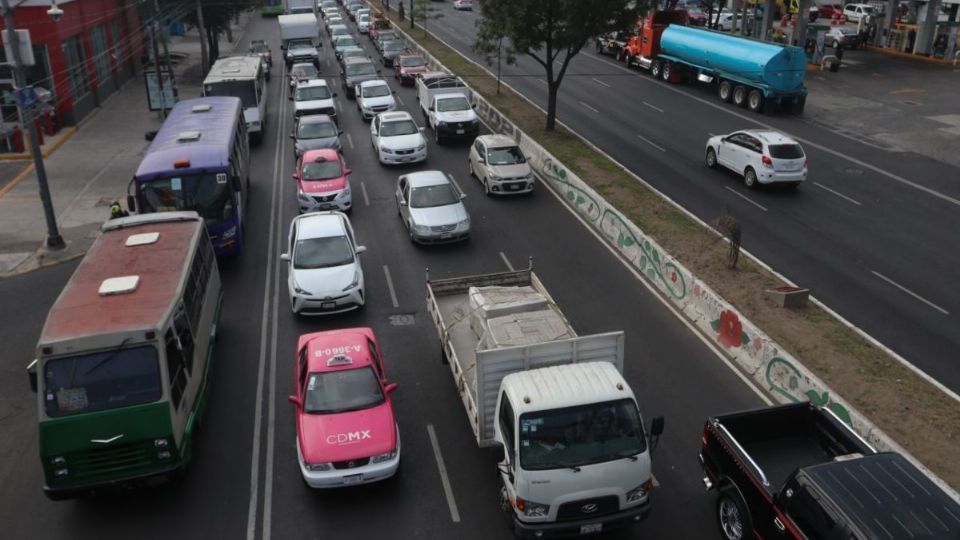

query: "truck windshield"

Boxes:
[436, 97, 470, 112]
[139, 174, 235, 226]
[304, 367, 384, 413]
[519, 399, 646, 471]
[204, 80, 258, 109]
[43, 346, 162, 417]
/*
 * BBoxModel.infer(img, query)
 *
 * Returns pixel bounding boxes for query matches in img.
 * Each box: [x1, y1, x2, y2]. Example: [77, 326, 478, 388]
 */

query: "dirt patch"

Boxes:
[381, 11, 960, 490]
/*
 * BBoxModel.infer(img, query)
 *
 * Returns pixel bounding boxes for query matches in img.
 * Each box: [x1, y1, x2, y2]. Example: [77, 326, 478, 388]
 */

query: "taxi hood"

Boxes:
[298, 402, 397, 464]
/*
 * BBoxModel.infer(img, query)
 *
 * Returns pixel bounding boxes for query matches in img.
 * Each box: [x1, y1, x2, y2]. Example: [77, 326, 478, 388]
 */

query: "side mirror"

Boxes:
[491, 441, 506, 463]
[289, 133, 296, 139]
[356, 245, 366, 253]
[292, 172, 300, 180]
[649, 415, 665, 452]
[471, 103, 477, 108]
[419, 127, 425, 132]
[384, 382, 398, 393]
[344, 168, 353, 175]
[27, 359, 37, 393]
[376, 69, 382, 73]
[428, 106, 435, 111]
[281, 44, 287, 50]
[398, 198, 407, 206]
[478, 157, 486, 164]
[126, 194, 137, 213]
[333, 92, 339, 97]
[288, 94, 294, 101]
[288, 395, 303, 407]
[460, 193, 467, 200]
[280, 252, 291, 261]
[338, 130, 344, 135]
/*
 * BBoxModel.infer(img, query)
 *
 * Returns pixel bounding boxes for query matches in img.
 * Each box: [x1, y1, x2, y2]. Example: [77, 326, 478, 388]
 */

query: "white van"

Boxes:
[203, 55, 269, 143]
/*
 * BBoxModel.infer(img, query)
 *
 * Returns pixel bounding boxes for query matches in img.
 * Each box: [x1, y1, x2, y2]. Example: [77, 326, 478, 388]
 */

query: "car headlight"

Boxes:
[307, 462, 333, 471]
[627, 480, 652, 503]
[457, 218, 470, 231]
[488, 174, 502, 182]
[293, 282, 312, 295]
[379, 145, 392, 154]
[371, 448, 398, 463]
[520, 499, 550, 517]
[222, 226, 237, 239]
[54, 468, 70, 478]
[415, 144, 426, 152]
[413, 223, 430, 234]
[342, 269, 360, 291]
[337, 184, 351, 198]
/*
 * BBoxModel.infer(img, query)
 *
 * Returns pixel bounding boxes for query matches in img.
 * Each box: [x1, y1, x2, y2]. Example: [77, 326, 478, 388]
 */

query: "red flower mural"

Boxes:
[713, 310, 747, 349]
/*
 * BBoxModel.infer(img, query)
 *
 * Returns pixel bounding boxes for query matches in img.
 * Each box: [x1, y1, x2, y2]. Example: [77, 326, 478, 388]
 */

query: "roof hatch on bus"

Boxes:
[177, 131, 201, 142]
[99, 275, 140, 296]
[191, 104, 212, 113]
[125, 232, 160, 246]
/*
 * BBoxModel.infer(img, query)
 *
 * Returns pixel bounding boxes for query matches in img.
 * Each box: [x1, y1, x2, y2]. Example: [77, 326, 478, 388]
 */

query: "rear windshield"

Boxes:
[43, 346, 162, 417]
[346, 62, 376, 76]
[768, 144, 805, 159]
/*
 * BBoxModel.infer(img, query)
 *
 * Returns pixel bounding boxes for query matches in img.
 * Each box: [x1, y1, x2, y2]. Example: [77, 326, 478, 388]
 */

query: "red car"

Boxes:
[288, 328, 400, 488]
[818, 4, 844, 18]
[394, 53, 428, 86]
[294, 149, 353, 213]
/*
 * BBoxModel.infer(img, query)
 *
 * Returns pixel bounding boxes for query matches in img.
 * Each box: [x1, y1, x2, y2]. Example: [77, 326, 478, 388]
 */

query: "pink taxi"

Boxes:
[294, 149, 353, 214]
[288, 328, 400, 488]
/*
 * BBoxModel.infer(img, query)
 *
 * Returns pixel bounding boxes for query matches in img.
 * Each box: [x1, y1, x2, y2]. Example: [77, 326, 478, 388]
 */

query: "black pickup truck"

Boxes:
[699, 402, 960, 540]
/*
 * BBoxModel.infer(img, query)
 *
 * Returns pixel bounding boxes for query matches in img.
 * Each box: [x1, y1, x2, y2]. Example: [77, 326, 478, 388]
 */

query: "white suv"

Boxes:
[356, 79, 397, 121]
[705, 130, 807, 188]
[370, 111, 427, 165]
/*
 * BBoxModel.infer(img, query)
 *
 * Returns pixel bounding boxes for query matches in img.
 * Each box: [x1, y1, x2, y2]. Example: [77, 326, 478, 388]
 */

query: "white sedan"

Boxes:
[705, 130, 807, 188]
[281, 211, 366, 315]
[356, 79, 397, 121]
[370, 111, 427, 165]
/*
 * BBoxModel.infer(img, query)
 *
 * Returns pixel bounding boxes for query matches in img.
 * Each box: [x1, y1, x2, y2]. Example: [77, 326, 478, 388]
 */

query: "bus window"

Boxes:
[173, 305, 195, 373]
[140, 175, 233, 225]
[43, 346, 162, 417]
[165, 329, 188, 408]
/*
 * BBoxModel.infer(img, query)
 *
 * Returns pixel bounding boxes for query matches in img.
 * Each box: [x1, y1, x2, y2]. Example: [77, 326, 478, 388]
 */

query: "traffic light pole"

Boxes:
[1, 0, 65, 249]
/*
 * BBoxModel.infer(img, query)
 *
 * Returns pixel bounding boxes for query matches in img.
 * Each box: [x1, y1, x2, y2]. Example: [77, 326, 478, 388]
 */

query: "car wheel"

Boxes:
[717, 486, 752, 540]
[718, 81, 733, 102]
[747, 89, 763, 112]
[468, 159, 475, 178]
[407, 221, 416, 243]
[435, 129, 442, 145]
[705, 147, 718, 169]
[744, 167, 758, 189]
[483, 177, 491, 197]
[732, 85, 748, 107]
[651, 59, 662, 79]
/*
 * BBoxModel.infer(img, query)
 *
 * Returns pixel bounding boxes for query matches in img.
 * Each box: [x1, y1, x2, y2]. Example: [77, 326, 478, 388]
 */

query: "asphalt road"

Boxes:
[417, 3, 960, 393]
[0, 12, 768, 540]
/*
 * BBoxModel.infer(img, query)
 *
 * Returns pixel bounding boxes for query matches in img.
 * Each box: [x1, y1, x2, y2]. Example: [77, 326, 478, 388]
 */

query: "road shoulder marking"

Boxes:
[427, 424, 462, 523]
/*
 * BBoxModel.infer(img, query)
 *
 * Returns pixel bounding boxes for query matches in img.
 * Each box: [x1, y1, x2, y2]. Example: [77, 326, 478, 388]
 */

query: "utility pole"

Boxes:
[1, 0, 65, 249]
[197, 0, 208, 75]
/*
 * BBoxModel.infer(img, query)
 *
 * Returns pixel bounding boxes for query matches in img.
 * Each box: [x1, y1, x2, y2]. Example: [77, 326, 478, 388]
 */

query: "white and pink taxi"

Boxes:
[288, 328, 400, 488]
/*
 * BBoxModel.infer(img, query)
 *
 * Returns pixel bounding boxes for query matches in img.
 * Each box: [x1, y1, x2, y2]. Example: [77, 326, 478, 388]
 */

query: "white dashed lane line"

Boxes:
[426, 424, 461, 523]
[871, 271, 950, 315]
[643, 101, 664, 113]
[636, 134, 666, 152]
[814, 182, 862, 206]
[579, 101, 599, 114]
[383, 265, 400, 308]
[591, 77, 611, 88]
[724, 186, 768, 212]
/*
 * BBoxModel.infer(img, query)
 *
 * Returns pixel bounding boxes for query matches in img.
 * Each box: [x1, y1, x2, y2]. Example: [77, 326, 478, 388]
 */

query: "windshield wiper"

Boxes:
[80, 337, 133, 381]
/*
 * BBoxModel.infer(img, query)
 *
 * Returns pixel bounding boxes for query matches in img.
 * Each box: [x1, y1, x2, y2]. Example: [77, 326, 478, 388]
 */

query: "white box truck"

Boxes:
[426, 265, 664, 538]
[284, 0, 313, 14]
[279, 13, 319, 66]
[416, 71, 479, 144]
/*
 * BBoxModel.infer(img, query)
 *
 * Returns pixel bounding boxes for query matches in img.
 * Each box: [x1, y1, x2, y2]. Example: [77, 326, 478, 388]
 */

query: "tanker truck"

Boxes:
[620, 11, 808, 114]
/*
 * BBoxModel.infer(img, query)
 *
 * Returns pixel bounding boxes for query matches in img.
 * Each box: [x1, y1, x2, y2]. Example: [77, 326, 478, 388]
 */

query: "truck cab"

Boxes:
[700, 403, 960, 540]
[493, 362, 663, 538]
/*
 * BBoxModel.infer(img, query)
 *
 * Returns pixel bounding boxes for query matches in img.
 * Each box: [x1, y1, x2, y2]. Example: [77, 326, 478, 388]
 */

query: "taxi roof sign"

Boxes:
[327, 354, 353, 367]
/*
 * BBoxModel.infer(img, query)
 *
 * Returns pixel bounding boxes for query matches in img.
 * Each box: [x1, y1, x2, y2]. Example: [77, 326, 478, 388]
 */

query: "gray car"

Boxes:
[292, 114, 343, 158]
[396, 171, 470, 244]
[340, 57, 380, 98]
[381, 40, 407, 67]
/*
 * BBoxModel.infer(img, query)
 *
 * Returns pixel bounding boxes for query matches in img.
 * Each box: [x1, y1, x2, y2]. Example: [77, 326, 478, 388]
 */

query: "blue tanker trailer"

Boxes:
[620, 13, 808, 114]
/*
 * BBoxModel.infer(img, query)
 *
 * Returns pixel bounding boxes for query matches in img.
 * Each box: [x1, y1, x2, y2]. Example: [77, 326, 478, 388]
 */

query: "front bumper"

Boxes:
[378, 147, 427, 165]
[297, 439, 399, 488]
[298, 190, 352, 213]
[412, 227, 470, 244]
[290, 287, 364, 315]
[436, 121, 480, 139]
[361, 105, 396, 120]
[488, 177, 535, 195]
[513, 497, 651, 539]
[44, 463, 182, 501]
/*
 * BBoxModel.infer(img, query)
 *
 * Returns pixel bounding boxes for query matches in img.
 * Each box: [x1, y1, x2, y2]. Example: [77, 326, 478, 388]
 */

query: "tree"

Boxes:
[409, 0, 444, 35]
[173, 0, 251, 72]
[475, 0, 643, 131]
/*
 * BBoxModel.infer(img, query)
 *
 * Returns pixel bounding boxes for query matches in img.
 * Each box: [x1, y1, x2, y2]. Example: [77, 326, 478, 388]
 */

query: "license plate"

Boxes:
[580, 523, 602, 534]
[343, 474, 363, 485]
[439, 233, 452, 239]
[508, 184, 520, 191]
[321, 302, 336, 309]
[400, 156, 412, 162]
[456, 129, 465, 134]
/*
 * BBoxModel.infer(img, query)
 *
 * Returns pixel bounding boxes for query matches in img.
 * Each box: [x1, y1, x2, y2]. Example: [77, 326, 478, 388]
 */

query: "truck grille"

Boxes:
[333, 457, 370, 470]
[556, 495, 620, 521]
[71, 442, 152, 478]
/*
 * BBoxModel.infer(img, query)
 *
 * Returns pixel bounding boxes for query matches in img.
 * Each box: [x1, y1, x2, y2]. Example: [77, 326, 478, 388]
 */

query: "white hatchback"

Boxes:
[468, 134, 534, 196]
[705, 130, 807, 188]
[281, 212, 366, 315]
[356, 79, 396, 121]
[370, 111, 427, 165]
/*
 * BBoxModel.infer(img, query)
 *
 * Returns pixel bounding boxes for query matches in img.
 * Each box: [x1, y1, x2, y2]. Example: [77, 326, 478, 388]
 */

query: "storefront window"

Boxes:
[89, 26, 111, 84]
[110, 19, 122, 72]
[62, 36, 89, 102]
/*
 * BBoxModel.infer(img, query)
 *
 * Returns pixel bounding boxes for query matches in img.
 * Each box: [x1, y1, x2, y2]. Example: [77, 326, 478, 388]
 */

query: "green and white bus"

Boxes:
[27, 211, 223, 500]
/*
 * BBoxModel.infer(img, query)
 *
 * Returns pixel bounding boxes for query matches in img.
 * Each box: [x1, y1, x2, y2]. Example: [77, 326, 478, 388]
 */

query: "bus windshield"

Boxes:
[204, 80, 258, 108]
[519, 399, 646, 471]
[139, 174, 235, 226]
[44, 346, 162, 417]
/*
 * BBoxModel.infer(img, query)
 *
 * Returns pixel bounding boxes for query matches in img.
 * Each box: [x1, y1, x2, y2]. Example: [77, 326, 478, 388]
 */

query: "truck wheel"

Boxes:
[651, 59, 663, 79]
[744, 167, 758, 189]
[792, 96, 806, 116]
[705, 148, 718, 169]
[732, 85, 748, 107]
[662, 61, 673, 81]
[747, 89, 763, 112]
[718, 81, 733, 102]
[717, 485, 752, 540]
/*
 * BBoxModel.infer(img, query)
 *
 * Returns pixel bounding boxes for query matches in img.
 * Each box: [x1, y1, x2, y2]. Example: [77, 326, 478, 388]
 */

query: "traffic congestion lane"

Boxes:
[413, 2, 960, 391]
[264, 11, 764, 540]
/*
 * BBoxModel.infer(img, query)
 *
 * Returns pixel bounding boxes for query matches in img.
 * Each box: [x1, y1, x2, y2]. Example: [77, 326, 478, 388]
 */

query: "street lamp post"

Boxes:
[1, 0, 65, 249]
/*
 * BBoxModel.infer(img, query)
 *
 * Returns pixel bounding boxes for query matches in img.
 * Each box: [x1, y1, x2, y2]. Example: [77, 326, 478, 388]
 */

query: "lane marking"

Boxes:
[724, 186, 768, 212]
[579, 101, 599, 114]
[591, 77, 610, 88]
[347, 132, 355, 149]
[426, 424, 462, 523]
[446, 173, 464, 195]
[871, 271, 950, 315]
[383, 265, 400, 308]
[636, 134, 666, 153]
[536, 78, 547, 85]
[396, 94, 405, 106]
[360, 181, 370, 205]
[814, 181, 862, 206]
[247, 62, 289, 540]
[643, 101, 664, 113]
[500, 251, 514, 271]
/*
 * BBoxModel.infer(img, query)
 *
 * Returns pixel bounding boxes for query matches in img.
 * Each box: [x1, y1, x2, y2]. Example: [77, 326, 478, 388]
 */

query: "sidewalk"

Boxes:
[0, 13, 252, 277]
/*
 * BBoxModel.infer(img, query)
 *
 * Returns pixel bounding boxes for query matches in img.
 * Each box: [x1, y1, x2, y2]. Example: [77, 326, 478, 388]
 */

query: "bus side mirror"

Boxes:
[27, 359, 37, 393]
[126, 194, 137, 213]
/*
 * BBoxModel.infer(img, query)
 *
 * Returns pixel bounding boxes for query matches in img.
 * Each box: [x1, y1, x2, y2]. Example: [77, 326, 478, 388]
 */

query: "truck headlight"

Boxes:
[54, 468, 70, 478]
[50, 456, 66, 465]
[371, 448, 397, 463]
[519, 498, 550, 517]
[307, 462, 332, 471]
[222, 226, 237, 239]
[627, 479, 654, 502]
[154, 438, 169, 448]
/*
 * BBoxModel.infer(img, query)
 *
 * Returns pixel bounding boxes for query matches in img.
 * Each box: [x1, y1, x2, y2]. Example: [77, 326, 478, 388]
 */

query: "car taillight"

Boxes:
[761, 155, 773, 168]
[701, 425, 709, 447]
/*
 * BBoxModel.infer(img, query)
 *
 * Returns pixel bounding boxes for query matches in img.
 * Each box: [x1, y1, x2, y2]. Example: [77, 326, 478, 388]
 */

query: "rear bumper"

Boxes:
[758, 169, 806, 184]
[513, 498, 651, 539]
[44, 464, 182, 500]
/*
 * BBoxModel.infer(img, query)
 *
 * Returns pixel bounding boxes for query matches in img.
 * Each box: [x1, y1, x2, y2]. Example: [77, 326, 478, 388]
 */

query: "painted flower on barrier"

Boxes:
[711, 309, 750, 349]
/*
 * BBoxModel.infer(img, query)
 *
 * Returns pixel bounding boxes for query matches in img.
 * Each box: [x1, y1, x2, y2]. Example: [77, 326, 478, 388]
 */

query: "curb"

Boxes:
[0, 127, 77, 199]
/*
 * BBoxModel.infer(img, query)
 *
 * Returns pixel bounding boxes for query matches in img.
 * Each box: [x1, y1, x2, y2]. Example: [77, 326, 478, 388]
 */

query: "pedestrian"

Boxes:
[109, 201, 129, 220]
[398, 1, 405, 21]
